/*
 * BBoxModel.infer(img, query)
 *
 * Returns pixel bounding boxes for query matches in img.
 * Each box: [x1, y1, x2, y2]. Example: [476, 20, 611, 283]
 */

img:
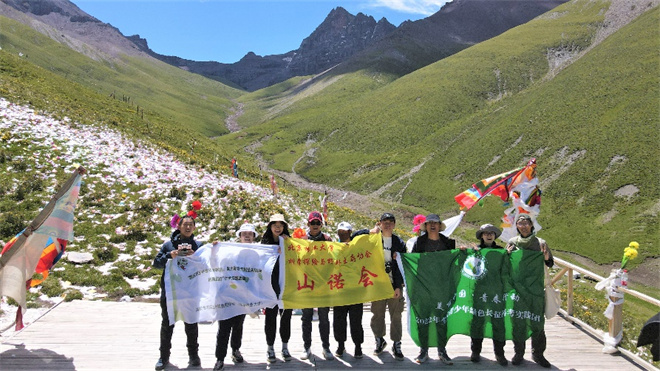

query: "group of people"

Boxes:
[152, 209, 553, 370]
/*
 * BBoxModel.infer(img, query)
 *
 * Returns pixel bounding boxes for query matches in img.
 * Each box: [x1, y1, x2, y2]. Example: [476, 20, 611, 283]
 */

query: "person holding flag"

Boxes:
[332, 222, 365, 359]
[470, 224, 509, 366]
[261, 214, 293, 363]
[212, 223, 257, 370]
[153, 214, 203, 371]
[506, 214, 553, 368]
[300, 211, 334, 361]
[354, 212, 406, 361]
[411, 214, 456, 365]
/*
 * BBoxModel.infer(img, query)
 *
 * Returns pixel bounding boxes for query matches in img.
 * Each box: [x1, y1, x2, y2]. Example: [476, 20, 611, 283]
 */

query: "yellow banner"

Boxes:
[282, 233, 394, 309]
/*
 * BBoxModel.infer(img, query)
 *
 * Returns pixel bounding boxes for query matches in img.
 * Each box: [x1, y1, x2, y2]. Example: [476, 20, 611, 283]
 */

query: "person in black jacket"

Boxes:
[411, 213, 455, 365]
[332, 222, 364, 359]
[470, 224, 509, 366]
[300, 211, 334, 361]
[354, 212, 406, 361]
[153, 215, 203, 371]
[261, 214, 293, 364]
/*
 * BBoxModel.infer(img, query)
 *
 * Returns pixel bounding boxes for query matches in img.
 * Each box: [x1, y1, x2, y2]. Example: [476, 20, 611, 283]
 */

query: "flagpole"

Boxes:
[0, 166, 86, 271]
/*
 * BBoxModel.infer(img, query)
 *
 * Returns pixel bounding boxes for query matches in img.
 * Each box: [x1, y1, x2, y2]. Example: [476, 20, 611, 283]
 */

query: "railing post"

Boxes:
[567, 268, 573, 316]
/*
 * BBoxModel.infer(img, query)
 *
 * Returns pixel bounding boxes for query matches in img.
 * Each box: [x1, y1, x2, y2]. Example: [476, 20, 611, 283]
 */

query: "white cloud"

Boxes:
[369, 0, 450, 15]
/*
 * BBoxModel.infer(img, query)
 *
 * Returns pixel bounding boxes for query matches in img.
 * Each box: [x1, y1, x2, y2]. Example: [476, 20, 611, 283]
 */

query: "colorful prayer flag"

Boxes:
[282, 234, 393, 309]
[0, 169, 83, 330]
[398, 249, 545, 347]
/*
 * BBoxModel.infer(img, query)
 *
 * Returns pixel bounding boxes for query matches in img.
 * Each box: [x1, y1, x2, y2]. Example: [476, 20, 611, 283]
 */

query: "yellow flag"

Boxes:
[282, 233, 394, 309]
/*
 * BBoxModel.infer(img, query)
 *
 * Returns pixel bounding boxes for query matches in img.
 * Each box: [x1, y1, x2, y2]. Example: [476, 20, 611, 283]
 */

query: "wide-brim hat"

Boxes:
[236, 223, 257, 238]
[421, 213, 446, 232]
[268, 214, 288, 226]
[476, 223, 502, 240]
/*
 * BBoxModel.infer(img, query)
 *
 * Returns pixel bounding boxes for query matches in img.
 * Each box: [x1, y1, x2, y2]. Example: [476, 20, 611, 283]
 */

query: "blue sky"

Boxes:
[74, 0, 450, 63]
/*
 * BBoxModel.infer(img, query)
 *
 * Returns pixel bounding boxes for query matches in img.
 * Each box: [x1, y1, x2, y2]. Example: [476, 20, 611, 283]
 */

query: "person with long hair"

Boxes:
[261, 214, 293, 363]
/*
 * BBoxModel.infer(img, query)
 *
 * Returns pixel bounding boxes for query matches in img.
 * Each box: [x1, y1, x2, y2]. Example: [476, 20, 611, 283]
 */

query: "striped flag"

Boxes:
[0, 167, 83, 330]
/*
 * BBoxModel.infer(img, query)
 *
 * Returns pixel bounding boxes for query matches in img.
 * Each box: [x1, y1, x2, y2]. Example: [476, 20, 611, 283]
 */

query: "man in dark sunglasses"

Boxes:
[300, 211, 334, 361]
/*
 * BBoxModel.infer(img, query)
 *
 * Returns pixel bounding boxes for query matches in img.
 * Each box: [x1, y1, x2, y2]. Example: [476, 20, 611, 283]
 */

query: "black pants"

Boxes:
[265, 305, 292, 346]
[302, 307, 330, 349]
[215, 314, 246, 360]
[159, 293, 198, 360]
[514, 329, 547, 356]
[471, 337, 506, 356]
[333, 304, 363, 346]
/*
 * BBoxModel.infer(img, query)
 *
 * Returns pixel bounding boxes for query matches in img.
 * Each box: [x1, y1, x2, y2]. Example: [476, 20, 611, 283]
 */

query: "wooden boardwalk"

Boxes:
[0, 301, 648, 370]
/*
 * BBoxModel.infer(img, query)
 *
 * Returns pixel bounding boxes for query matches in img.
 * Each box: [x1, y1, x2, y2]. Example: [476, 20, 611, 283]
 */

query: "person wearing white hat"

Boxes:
[332, 222, 364, 359]
[214, 222, 257, 371]
[236, 223, 258, 243]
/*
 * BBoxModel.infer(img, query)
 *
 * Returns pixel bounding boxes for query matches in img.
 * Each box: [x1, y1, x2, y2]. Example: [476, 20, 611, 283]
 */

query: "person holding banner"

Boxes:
[153, 215, 203, 371]
[332, 222, 364, 359]
[470, 224, 509, 366]
[411, 213, 456, 365]
[261, 214, 293, 363]
[354, 212, 406, 361]
[300, 211, 334, 361]
[213, 223, 257, 370]
[506, 214, 553, 368]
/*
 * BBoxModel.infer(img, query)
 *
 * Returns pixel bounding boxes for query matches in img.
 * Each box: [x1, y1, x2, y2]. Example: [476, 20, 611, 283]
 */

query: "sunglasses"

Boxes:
[309, 221, 322, 226]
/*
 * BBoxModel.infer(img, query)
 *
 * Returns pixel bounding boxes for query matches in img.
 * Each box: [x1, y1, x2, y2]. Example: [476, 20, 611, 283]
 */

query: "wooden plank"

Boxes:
[0, 301, 646, 370]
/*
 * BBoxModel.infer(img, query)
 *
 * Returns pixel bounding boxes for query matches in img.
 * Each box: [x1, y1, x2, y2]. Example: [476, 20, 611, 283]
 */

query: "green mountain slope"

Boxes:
[217, 0, 659, 266]
[0, 15, 242, 138]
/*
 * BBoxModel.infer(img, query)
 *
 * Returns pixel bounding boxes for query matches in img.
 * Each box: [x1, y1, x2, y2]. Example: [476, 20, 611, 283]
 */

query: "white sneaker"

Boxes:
[301, 348, 312, 360]
[322, 348, 334, 360]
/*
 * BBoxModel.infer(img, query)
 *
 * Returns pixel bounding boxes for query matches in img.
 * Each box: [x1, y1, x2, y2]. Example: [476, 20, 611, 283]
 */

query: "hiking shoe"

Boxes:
[155, 358, 169, 370]
[231, 349, 244, 363]
[212, 360, 224, 371]
[282, 348, 292, 362]
[267, 348, 277, 363]
[496, 354, 509, 366]
[189, 354, 201, 367]
[511, 353, 524, 365]
[439, 349, 453, 365]
[415, 348, 429, 363]
[354, 345, 363, 359]
[335, 345, 345, 358]
[392, 341, 404, 361]
[323, 347, 335, 360]
[532, 353, 551, 368]
[373, 337, 387, 355]
[470, 351, 481, 363]
[301, 347, 312, 360]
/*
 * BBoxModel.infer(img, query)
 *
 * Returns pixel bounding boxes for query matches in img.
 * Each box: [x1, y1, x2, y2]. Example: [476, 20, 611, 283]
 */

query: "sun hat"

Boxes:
[337, 221, 353, 231]
[236, 223, 257, 238]
[421, 213, 446, 232]
[476, 224, 502, 240]
[268, 214, 288, 226]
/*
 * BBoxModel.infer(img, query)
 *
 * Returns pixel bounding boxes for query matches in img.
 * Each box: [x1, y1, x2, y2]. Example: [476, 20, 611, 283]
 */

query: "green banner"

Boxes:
[400, 249, 545, 348]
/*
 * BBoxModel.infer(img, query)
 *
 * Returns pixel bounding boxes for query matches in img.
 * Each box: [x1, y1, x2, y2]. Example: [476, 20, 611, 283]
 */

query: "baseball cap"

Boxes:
[380, 213, 396, 222]
[337, 221, 353, 231]
[308, 211, 323, 222]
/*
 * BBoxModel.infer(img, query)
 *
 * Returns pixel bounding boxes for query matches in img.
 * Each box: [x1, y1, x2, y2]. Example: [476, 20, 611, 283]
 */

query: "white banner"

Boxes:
[165, 242, 280, 325]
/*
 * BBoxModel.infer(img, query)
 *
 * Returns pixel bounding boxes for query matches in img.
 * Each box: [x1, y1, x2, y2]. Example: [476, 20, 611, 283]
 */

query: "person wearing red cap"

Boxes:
[300, 211, 334, 361]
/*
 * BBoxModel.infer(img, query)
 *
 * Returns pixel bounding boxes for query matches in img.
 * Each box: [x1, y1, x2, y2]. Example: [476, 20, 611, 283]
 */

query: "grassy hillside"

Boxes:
[0, 15, 242, 138]
[216, 0, 660, 267]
